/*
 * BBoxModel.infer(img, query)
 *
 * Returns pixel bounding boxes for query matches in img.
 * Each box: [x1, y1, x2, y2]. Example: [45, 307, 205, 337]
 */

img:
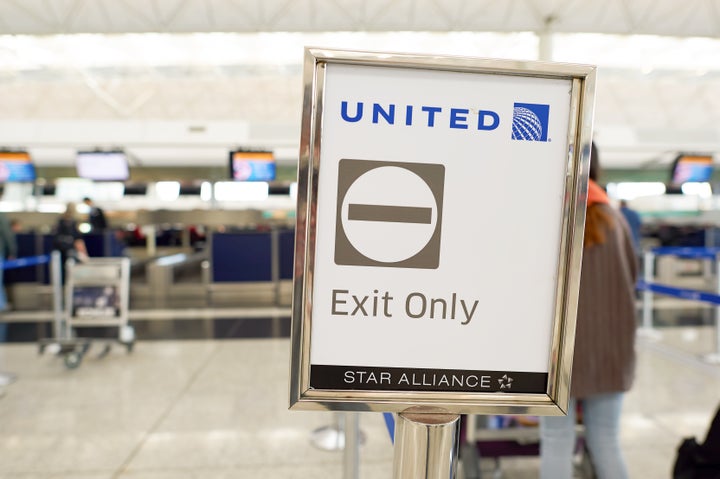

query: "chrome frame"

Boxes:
[290, 47, 596, 415]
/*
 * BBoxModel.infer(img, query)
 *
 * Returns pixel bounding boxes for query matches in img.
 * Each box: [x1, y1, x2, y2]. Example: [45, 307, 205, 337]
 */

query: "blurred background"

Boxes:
[2, 1, 720, 478]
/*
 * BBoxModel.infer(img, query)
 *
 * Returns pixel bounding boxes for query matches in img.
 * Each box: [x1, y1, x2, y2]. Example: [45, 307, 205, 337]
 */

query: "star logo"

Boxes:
[498, 374, 514, 390]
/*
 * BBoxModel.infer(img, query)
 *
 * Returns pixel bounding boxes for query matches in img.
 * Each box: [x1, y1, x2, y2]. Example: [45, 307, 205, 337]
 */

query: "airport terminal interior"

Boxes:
[2, 1, 720, 477]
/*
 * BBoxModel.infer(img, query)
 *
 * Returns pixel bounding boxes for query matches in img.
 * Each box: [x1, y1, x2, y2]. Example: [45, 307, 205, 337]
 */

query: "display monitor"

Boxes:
[0, 151, 36, 183]
[671, 154, 714, 184]
[76, 150, 130, 181]
[229, 150, 276, 182]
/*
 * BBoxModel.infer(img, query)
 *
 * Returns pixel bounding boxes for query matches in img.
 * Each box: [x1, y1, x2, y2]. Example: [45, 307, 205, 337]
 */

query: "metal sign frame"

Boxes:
[290, 47, 596, 415]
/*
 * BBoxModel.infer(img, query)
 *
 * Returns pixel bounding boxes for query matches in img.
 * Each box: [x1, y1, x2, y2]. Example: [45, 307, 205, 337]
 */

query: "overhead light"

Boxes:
[1, 32, 719, 72]
[214, 181, 269, 201]
[37, 203, 67, 213]
[155, 181, 180, 201]
[681, 182, 712, 198]
[200, 181, 212, 201]
[606, 182, 666, 200]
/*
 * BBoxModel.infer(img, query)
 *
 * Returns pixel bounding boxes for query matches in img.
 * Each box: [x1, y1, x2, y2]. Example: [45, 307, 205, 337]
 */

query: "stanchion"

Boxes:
[310, 412, 367, 451]
[270, 227, 282, 337]
[637, 277, 720, 363]
[638, 249, 662, 340]
[708, 254, 720, 364]
[393, 407, 460, 479]
[343, 412, 360, 479]
[50, 251, 67, 340]
[310, 413, 344, 451]
[459, 415, 481, 479]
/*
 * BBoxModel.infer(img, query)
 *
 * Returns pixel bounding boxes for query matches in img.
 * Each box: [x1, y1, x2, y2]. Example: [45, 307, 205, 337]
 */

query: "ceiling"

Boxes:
[2, 0, 720, 36]
[1, 0, 720, 169]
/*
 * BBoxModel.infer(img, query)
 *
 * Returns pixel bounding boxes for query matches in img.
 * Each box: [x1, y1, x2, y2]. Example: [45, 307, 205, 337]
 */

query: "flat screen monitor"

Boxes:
[229, 150, 276, 182]
[671, 154, 714, 184]
[76, 150, 130, 181]
[0, 151, 36, 183]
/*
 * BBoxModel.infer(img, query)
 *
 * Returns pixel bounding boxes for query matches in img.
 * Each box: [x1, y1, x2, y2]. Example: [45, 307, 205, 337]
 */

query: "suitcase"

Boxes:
[673, 404, 720, 479]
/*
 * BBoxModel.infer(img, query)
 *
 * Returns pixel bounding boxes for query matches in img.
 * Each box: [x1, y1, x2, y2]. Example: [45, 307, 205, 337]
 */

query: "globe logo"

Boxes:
[511, 102, 550, 142]
[512, 107, 543, 140]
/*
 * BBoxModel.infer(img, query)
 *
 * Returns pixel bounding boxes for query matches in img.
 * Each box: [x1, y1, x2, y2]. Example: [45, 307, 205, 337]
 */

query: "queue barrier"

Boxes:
[638, 280, 720, 305]
[6, 234, 52, 284]
[0, 255, 52, 342]
[641, 246, 720, 363]
[650, 246, 720, 260]
[2, 255, 50, 270]
[5, 232, 126, 285]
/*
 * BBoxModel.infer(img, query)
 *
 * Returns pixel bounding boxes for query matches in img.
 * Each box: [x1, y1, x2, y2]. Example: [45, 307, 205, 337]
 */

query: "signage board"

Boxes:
[72, 286, 120, 318]
[290, 48, 596, 415]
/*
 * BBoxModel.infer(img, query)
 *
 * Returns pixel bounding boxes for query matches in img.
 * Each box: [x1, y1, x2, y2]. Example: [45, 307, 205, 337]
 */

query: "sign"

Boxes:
[335, 159, 444, 268]
[72, 286, 120, 318]
[290, 48, 596, 415]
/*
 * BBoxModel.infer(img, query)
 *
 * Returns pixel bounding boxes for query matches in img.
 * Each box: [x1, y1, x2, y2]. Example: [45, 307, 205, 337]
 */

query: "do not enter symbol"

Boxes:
[334, 159, 445, 269]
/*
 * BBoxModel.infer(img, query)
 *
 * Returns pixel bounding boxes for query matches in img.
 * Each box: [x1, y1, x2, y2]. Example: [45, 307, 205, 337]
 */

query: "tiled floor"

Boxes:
[0, 326, 718, 478]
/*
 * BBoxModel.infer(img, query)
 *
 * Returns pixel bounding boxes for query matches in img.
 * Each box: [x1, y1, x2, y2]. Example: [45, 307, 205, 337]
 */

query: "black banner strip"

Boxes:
[311, 365, 547, 394]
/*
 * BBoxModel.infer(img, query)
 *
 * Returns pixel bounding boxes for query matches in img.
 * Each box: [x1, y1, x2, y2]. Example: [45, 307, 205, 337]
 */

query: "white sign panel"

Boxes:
[291, 49, 595, 414]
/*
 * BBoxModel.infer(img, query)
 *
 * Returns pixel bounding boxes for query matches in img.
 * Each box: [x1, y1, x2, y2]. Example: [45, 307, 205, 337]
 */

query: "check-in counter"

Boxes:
[5, 226, 296, 312]
[205, 228, 294, 307]
[143, 251, 209, 308]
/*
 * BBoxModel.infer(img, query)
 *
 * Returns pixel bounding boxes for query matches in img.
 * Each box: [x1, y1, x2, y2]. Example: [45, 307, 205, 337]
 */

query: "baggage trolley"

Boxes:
[460, 414, 595, 479]
[39, 255, 135, 369]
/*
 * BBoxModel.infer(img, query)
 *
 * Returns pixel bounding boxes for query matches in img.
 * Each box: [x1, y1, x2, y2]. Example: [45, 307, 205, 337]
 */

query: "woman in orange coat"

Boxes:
[540, 142, 638, 479]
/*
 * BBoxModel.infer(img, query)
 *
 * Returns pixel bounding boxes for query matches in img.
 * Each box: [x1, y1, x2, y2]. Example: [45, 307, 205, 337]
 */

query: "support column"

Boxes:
[538, 16, 556, 61]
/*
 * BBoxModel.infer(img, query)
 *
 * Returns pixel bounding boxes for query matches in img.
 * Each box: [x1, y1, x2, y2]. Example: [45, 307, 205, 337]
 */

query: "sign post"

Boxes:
[290, 48, 596, 477]
[393, 407, 461, 478]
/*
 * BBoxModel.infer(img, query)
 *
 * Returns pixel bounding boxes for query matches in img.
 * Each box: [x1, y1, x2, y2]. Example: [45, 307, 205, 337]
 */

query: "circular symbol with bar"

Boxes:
[334, 159, 444, 269]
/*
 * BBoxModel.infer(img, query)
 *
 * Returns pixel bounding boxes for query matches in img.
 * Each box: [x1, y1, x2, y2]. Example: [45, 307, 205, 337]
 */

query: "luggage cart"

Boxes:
[460, 414, 595, 479]
[39, 255, 134, 369]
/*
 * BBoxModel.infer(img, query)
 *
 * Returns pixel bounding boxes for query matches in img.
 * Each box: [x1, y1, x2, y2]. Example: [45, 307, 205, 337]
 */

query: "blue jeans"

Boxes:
[540, 393, 628, 479]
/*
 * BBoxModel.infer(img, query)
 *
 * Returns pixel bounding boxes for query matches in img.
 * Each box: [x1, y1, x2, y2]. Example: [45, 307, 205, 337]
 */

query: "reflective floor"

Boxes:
[0, 325, 718, 478]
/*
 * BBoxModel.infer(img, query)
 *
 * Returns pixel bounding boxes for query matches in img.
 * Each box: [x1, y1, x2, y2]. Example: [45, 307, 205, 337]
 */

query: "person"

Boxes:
[10, 218, 22, 233]
[540, 142, 638, 479]
[83, 197, 108, 232]
[0, 211, 17, 343]
[53, 203, 89, 280]
[619, 199, 642, 255]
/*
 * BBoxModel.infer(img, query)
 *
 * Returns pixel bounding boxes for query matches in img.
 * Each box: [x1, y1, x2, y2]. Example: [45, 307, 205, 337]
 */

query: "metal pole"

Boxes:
[310, 413, 344, 451]
[145, 225, 157, 257]
[270, 227, 280, 306]
[50, 251, 66, 340]
[642, 250, 654, 330]
[270, 227, 281, 337]
[460, 415, 481, 479]
[708, 255, 720, 363]
[393, 408, 460, 479]
[343, 412, 360, 479]
[639, 250, 661, 340]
